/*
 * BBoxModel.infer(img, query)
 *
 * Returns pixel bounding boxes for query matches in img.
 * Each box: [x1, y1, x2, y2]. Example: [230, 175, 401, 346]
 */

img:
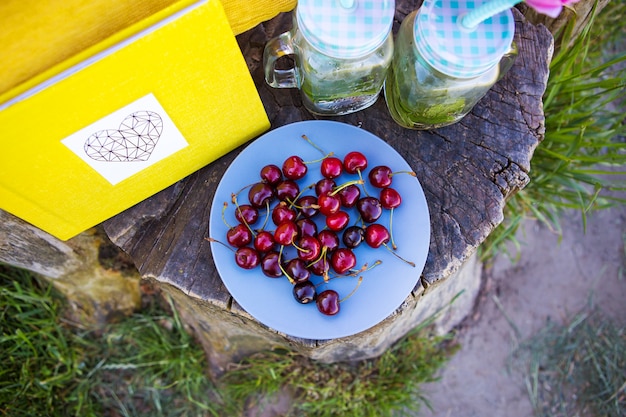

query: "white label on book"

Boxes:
[61, 93, 188, 185]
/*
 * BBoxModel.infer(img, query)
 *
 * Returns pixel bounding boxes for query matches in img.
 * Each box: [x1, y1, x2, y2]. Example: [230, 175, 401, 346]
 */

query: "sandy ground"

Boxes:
[420, 203, 626, 416]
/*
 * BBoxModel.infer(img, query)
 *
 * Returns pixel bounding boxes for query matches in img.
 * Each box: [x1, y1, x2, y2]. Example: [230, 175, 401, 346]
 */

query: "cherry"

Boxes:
[283, 258, 311, 283]
[342, 225, 364, 249]
[320, 156, 343, 179]
[368, 165, 416, 188]
[318, 192, 341, 216]
[330, 248, 356, 274]
[282, 155, 308, 180]
[380, 187, 402, 209]
[337, 184, 361, 208]
[274, 221, 298, 246]
[254, 230, 275, 253]
[316, 289, 340, 315]
[296, 195, 319, 218]
[296, 218, 318, 238]
[326, 211, 350, 232]
[364, 223, 390, 249]
[234, 204, 259, 225]
[308, 257, 329, 277]
[235, 247, 260, 269]
[297, 235, 322, 262]
[260, 164, 282, 185]
[315, 178, 336, 196]
[318, 230, 340, 252]
[275, 180, 300, 202]
[293, 281, 317, 304]
[261, 251, 283, 277]
[368, 165, 393, 188]
[364, 224, 415, 267]
[272, 202, 297, 225]
[248, 182, 274, 208]
[343, 151, 368, 174]
[226, 224, 252, 248]
[357, 197, 383, 223]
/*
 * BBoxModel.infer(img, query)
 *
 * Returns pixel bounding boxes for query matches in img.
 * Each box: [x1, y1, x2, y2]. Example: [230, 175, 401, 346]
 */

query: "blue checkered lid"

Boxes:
[415, 0, 515, 78]
[296, 0, 395, 59]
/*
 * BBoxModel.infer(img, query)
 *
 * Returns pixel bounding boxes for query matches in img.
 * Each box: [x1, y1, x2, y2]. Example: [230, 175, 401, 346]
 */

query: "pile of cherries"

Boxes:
[214, 137, 414, 317]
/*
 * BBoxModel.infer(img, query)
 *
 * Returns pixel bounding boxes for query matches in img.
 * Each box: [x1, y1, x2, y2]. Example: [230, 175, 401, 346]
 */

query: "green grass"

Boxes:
[510, 310, 626, 417]
[221, 321, 457, 417]
[0, 265, 221, 417]
[481, 0, 626, 261]
[0, 265, 456, 416]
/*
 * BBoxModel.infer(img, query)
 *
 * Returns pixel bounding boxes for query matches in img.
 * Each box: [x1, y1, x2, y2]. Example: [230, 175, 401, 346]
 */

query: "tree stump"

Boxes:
[0, 209, 141, 324]
[103, 3, 553, 374]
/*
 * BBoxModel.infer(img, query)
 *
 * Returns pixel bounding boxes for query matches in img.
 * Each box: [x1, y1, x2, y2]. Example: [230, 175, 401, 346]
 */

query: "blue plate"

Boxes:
[209, 121, 430, 339]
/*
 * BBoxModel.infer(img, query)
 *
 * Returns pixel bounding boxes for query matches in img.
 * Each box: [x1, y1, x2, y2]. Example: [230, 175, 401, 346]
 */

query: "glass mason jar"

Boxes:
[263, 0, 395, 116]
[384, 0, 518, 129]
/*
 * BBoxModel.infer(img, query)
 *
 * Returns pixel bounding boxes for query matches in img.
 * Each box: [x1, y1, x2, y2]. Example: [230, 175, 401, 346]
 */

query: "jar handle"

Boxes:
[263, 31, 298, 89]
[497, 41, 518, 81]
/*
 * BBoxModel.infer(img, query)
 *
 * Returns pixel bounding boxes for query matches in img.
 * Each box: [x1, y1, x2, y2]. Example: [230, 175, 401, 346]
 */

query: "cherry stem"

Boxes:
[340, 276, 364, 303]
[330, 179, 365, 196]
[231, 193, 257, 237]
[307, 246, 330, 282]
[383, 244, 415, 267]
[389, 207, 397, 250]
[205, 237, 235, 253]
[305, 152, 335, 165]
[356, 169, 370, 197]
[221, 202, 233, 229]
[301, 134, 327, 156]
[392, 170, 417, 179]
[277, 246, 295, 284]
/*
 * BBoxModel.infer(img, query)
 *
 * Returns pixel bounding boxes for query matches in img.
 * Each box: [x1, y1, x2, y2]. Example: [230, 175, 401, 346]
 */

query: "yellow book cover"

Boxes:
[0, 0, 270, 240]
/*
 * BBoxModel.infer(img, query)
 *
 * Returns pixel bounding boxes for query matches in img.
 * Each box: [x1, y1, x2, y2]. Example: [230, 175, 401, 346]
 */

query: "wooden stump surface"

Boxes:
[103, 3, 552, 353]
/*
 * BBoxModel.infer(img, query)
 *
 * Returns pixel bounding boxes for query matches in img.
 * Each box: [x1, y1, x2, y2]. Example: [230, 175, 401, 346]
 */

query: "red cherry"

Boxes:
[368, 165, 416, 188]
[272, 202, 297, 225]
[330, 248, 356, 274]
[296, 195, 319, 218]
[356, 197, 383, 223]
[308, 257, 330, 277]
[274, 221, 298, 246]
[293, 281, 317, 304]
[326, 211, 350, 232]
[343, 151, 368, 174]
[318, 230, 340, 252]
[337, 184, 361, 208]
[296, 218, 318, 237]
[284, 258, 311, 283]
[368, 165, 393, 188]
[234, 204, 259, 225]
[260, 164, 282, 185]
[364, 223, 390, 248]
[275, 180, 300, 202]
[282, 155, 308, 180]
[316, 289, 340, 315]
[380, 187, 402, 209]
[297, 236, 322, 262]
[315, 178, 336, 196]
[248, 182, 274, 208]
[318, 192, 341, 216]
[261, 251, 282, 277]
[235, 247, 260, 269]
[226, 224, 252, 248]
[254, 231, 275, 253]
[320, 156, 343, 179]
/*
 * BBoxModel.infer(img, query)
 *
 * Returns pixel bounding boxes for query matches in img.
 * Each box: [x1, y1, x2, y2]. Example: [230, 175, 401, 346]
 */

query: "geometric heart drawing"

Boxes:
[84, 111, 163, 162]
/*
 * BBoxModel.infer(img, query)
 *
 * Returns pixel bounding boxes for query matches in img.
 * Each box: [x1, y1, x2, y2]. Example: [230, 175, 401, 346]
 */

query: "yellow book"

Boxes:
[0, 0, 270, 240]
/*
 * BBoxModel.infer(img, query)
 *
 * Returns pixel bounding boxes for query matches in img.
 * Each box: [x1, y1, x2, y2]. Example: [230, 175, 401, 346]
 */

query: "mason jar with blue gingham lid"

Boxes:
[384, 0, 518, 129]
[263, 0, 395, 115]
